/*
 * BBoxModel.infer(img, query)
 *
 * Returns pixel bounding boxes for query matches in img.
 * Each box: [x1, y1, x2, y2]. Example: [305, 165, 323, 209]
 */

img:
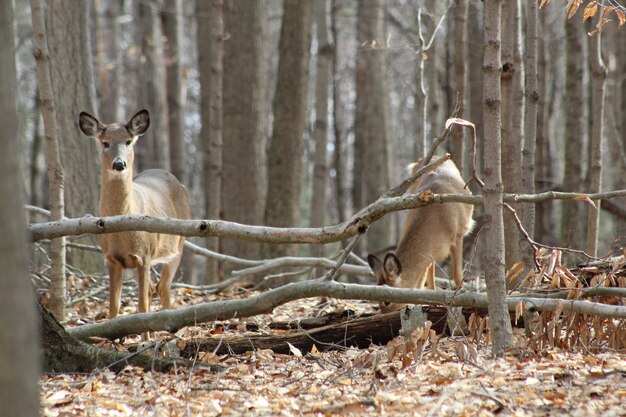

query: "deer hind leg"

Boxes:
[156, 252, 182, 309]
[135, 257, 152, 314]
[107, 260, 123, 319]
[450, 236, 464, 289]
[425, 262, 436, 290]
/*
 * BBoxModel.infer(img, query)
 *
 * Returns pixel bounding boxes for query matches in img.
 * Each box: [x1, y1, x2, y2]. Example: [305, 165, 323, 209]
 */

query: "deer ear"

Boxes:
[78, 111, 105, 137]
[383, 253, 402, 276]
[126, 109, 150, 137]
[367, 254, 384, 275]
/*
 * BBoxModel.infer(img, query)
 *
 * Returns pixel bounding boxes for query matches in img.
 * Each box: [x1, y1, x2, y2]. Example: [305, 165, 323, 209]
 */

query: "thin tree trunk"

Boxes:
[221, 0, 268, 262]
[197, 0, 224, 282]
[265, 0, 314, 259]
[521, 0, 538, 270]
[0, 2, 39, 414]
[501, 0, 523, 270]
[29, 92, 45, 208]
[32, 0, 67, 320]
[451, 0, 468, 173]
[585, 27, 606, 256]
[331, 0, 347, 224]
[134, 0, 169, 172]
[96, 0, 121, 123]
[46, 0, 101, 274]
[310, 0, 332, 260]
[355, 0, 396, 254]
[561, 16, 585, 250]
[482, 0, 513, 355]
[162, 0, 187, 186]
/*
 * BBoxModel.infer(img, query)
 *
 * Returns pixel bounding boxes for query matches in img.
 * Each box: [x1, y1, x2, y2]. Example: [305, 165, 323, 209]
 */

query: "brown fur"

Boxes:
[79, 110, 191, 320]
[368, 158, 474, 312]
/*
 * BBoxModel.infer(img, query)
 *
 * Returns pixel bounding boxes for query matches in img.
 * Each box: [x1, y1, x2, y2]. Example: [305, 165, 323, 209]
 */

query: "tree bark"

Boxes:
[451, 0, 468, 174]
[310, 0, 332, 261]
[501, 0, 523, 270]
[585, 25, 606, 256]
[46, 0, 101, 274]
[0, 3, 39, 414]
[331, 1, 347, 224]
[355, 0, 396, 255]
[265, 0, 314, 258]
[221, 0, 268, 262]
[95, 0, 121, 123]
[134, 0, 169, 172]
[198, 0, 224, 282]
[520, 0, 538, 270]
[32, 0, 67, 320]
[162, 0, 187, 186]
[482, 0, 513, 355]
[561, 15, 586, 251]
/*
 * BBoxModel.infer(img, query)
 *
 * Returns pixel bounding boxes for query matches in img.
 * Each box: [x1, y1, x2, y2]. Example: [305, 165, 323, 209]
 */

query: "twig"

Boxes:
[322, 235, 364, 281]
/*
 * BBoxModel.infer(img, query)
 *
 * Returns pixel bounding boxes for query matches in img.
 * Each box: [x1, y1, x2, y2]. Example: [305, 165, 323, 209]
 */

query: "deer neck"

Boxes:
[99, 169, 134, 216]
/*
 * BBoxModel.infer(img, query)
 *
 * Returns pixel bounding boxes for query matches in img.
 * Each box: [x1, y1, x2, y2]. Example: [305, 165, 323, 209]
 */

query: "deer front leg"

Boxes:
[136, 258, 152, 315]
[107, 259, 123, 319]
[156, 252, 182, 309]
[450, 236, 464, 289]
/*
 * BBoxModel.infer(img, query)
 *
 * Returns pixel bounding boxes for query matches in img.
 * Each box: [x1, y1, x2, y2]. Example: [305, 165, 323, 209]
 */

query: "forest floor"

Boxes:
[40, 282, 626, 417]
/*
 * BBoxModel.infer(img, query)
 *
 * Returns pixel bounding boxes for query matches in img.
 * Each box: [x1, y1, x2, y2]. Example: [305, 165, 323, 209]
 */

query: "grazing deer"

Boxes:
[368, 158, 474, 312]
[79, 109, 191, 320]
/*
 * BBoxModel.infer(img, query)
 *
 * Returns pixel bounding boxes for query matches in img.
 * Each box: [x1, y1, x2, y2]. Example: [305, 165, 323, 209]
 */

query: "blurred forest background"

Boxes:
[12, 0, 626, 284]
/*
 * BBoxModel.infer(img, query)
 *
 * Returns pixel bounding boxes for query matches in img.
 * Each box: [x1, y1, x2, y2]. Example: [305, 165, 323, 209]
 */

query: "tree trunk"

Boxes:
[500, 0, 523, 270]
[95, 0, 121, 123]
[520, 0, 539, 272]
[46, 0, 101, 274]
[264, 0, 314, 259]
[0, 3, 39, 414]
[561, 16, 586, 251]
[221, 0, 268, 262]
[355, 0, 396, 255]
[585, 25, 606, 256]
[331, 1, 347, 224]
[162, 0, 187, 186]
[33, 0, 67, 320]
[134, 0, 169, 172]
[482, 0, 513, 355]
[451, 0, 468, 174]
[310, 0, 332, 261]
[197, 0, 224, 282]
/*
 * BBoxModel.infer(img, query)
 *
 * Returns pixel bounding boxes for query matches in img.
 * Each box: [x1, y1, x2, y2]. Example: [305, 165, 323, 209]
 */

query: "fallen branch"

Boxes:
[67, 279, 626, 341]
[29, 189, 626, 243]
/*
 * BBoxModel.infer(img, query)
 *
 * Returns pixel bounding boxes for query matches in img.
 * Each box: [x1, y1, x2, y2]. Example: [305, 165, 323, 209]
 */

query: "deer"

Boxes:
[79, 109, 191, 323]
[368, 158, 474, 312]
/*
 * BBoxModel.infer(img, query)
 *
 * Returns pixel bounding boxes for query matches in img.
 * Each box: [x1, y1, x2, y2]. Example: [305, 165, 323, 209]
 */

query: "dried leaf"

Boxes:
[287, 342, 303, 358]
[583, 1, 598, 21]
[571, 194, 597, 209]
[615, 8, 626, 26]
[566, 0, 584, 19]
[445, 117, 475, 130]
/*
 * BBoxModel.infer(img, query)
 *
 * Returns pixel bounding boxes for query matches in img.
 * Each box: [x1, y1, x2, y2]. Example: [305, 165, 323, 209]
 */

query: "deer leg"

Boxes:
[156, 252, 182, 309]
[451, 237, 464, 289]
[426, 262, 436, 290]
[107, 260, 123, 319]
[136, 258, 152, 315]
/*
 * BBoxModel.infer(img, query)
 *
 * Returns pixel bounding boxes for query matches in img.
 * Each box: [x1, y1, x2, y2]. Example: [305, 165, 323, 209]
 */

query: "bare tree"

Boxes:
[482, 0, 513, 355]
[0, 2, 39, 414]
[46, 0, 101, 273]
[561, 15, 586, 250]
[197, 0, 224, 281]
[520, 0, 539, 269]
[134, 0, 169, 171]
[501, 0, 523, 269]
[162, 0, 187, 186]
[32, 0, 67, 320]
[95, 0, 122, 123]
[355, 0, 396, 254]
[585, 21, 607, 256]
[451, 0, 468, 173]
[221, 0, 268, 262]
[331, 0, 347, 224]
[310, 0, 332, 260]
[265, 0, 314, 258]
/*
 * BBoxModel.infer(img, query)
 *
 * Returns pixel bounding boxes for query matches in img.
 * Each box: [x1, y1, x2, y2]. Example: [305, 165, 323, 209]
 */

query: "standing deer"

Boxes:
[79, 109, 191, 320]
[368, 158, 474, 312]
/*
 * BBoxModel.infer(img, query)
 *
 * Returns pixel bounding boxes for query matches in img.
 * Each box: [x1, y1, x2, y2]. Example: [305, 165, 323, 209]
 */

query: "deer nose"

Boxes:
[112, 159, 127, 171]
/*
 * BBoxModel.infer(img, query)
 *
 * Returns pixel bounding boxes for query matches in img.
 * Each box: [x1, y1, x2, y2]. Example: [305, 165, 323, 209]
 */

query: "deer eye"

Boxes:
[102, 141, 110, 149]
[126, 140, 132, 146]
